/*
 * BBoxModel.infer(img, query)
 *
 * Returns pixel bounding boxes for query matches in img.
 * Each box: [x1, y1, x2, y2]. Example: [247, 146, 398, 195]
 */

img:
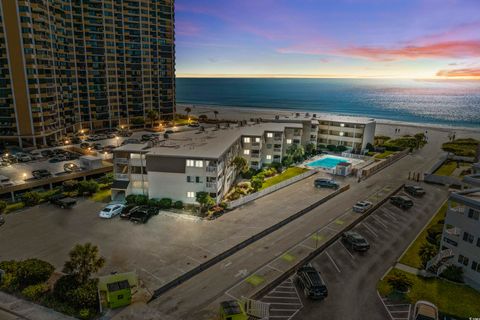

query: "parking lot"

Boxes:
[257, 183, 448, 320]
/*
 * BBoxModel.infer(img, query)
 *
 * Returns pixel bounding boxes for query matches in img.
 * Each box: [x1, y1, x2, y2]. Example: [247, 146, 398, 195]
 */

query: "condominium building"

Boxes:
[0, 0, 175, 148]
[437, 167, 480, 288]
[112, 121, 313, 204]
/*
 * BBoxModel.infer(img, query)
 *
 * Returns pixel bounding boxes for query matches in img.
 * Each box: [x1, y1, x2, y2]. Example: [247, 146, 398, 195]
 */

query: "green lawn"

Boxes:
[399, 202, 447, 269]
[90, 189, 111, 203]
[260, 167, 309, 190]
[374, 151, 395, 159]
[378, 268, 480, 318]
[442, 138, 479, 157]
[434, 161, 458, 176]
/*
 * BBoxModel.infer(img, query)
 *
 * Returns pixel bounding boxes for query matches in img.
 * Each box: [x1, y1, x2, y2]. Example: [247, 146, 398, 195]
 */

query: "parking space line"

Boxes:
[325, 251, 341, 273]
[139, 268, 165, 285]
[337, 240, 355, 260]
[299, 243, 315, 250]
[263, 296, 300, 300]
[362, 222, 378, 238]
[372, 215, 388, 229]
[382, 210, 398, 222]
[267, 265, 284, 273]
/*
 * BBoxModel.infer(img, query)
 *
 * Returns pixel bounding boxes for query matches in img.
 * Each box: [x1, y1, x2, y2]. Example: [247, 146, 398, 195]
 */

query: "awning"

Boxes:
[111, 180, 130, 190]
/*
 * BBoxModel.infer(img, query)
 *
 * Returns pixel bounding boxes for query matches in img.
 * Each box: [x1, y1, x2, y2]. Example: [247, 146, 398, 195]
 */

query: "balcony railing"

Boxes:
[206, 166, 217, 173]
[115, 158, 128, 164]
[116, 173, 128, 180]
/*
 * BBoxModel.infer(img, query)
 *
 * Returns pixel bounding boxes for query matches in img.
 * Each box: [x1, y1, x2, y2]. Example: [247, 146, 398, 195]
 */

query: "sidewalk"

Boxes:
[394, 263, 435, 278]
[0, 292, 75, 320]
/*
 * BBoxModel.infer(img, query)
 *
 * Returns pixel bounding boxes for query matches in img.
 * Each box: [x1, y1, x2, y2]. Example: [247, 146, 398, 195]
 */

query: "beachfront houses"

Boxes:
[436, 166, 480, 288]
[112, 116, 375, 204]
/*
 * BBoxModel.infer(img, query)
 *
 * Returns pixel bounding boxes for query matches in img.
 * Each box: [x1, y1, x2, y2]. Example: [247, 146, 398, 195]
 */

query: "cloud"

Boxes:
[436, 67, 480, 77]
[176, 21, 201, 36]
[341, 40, 480, 61]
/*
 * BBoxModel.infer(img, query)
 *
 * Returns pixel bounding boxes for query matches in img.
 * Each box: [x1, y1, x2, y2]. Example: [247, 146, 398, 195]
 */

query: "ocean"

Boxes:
[176, 78, 480, 128]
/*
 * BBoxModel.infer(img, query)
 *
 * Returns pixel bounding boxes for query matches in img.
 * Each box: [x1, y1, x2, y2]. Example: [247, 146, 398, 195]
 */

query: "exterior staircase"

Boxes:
[426, 248, 454, 275]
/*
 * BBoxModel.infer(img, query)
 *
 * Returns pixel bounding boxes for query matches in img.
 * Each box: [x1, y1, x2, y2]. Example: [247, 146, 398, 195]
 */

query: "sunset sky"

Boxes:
[175, 0, 480, 79]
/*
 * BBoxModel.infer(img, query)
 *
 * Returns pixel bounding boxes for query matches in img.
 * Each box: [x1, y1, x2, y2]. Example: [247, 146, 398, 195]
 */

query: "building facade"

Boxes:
[0, 0, 175, 148]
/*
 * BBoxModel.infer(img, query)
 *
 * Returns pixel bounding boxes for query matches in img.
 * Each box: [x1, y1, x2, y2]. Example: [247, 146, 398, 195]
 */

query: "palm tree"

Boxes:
[230, 156, 248, 173]
[62, 243, 105, 284]
[146, 109, 159, 128]
[213, 110, 219, 121]
[185, 107, 192, 118]
[419, 243, 438, 269]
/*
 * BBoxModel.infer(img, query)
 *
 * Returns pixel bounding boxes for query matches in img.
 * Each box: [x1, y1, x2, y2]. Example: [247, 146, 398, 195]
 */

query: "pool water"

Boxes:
[307, 156, 351, 169]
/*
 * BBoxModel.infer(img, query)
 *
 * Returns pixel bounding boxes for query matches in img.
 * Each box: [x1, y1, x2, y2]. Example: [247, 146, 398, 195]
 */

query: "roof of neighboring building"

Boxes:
[463, 173, 480, 187]
[112, 180, 130, 190]
[116, 122, 303, 159]
[450, 188, 480, 211]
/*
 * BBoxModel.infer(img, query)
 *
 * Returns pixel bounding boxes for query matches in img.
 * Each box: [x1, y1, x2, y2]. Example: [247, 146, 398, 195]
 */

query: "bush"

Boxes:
[317, 144, 326, 150]
[227, 192, 241, 201]
[426, 224, 444, 246]
[440, 265, 464, 283]
[147, 198, 160, 208]
[326, 144, 336, 152]
[336, 145, 347, 152]
[365, 142, 375, 152]
[158, 198, 172, 209]
[219, 202, 228, 209]
[134, 195, 148, 205]
[268, 161, 283, 173]
[251, 176, 263, 191]
[125, 194, 137, 205]
[0, 200, 7, 214]
[22, 283, 49, 301]
[53, 274, 79, 302]
[282, 155, 294, 167]
[62, 180, 79, 192]
[262, 167, 277, 178]
[173, 200, 183, 209]
[78, 180, 99, 196]
[79, 308, 91, 320]
[5, 202, 25, 213]
[16, 259, 55, 288]
[22, 191, 41, 206]
[386, 270, 413, 292]
[69, 279, 99, 310]
[98, 173, 114, 184]
[241, 168, 257, 179]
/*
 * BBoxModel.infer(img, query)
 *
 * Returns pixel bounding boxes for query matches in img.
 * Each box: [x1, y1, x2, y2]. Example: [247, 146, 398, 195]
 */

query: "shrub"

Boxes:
[0, 273, 17, 292]
[16, 259, 55, 288]
[69, 279, 99, 310]
[0, 200, 7, 214]
[78, 180, 99, 195]
[426, 224, 444, 246]
[173, 200, 183, 209]
[282, 155, 294, 167]
[440, 265, 464, 283]
[125, 194, 137, 205]
[22, 191, 41, 206]
[336, 145, 348, 153]
[317, 144, 326, 150]
[219, 202, 228, 209]
[241, 168, 257, 179]
[62, 180, 79, 192]
[418, 243, 438, 269]
[227, 192, 241, 201]
[98, 173, 114, 184]
[134, 195, 148, 205]
[5, 202, 25, 213]
[251, 176, 263, 191]
[79, 308, 91, 320]
[365, 143, 375, 152]
[53, 274, 79, 302]
[22, 283, 49, 301]
[386, 270, 413, 292]
[158, 198, 172, 209]
[147, 198, 160, 208]
[269, 161, 283, 173]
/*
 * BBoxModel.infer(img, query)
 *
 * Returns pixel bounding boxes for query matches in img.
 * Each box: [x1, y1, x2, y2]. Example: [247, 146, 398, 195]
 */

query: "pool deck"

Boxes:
[301, 154, 366, 172]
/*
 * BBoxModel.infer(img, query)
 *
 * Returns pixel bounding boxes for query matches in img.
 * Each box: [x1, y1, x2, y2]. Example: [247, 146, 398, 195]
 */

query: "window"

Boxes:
[187, 192, 195, 198]
[286, 139, 292, 144]
[266, 155, 272, 160]
[244, 149, 250, 155]
[186, 159, 195, 167]
[187, 176, 193, 183]
[255, 137, 261, 143]
[243, 137, 251, 143]
[472, 261, 480, 272]
[195, 160, 203, 168]
[467, 209, 479, 221]
[267, 132, 273, 138]
[477, 238, 480, 248]
[458, 254, 469, 266]
[463, 232, 474, 244]
[195, 176, 202, 183]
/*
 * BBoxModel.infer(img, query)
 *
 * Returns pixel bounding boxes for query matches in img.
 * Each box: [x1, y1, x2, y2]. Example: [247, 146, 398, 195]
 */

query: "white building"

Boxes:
[111, 116, 376, 205]
[436, 165, 480, 288]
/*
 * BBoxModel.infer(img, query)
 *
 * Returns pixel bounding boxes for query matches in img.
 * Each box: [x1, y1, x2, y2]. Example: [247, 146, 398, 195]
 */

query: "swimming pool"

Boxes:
[306, 156, 351, 169]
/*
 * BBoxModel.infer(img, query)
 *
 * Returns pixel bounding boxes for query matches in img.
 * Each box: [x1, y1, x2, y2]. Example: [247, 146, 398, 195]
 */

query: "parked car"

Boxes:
[121, 138, 141, 146]
[188, 122, 200, 127]
[99, 204, 125, 219]
[64, 163, 80, 173]
[352, 200, 373, 213]
[32, 169, 52, 179]
[106, 133, 116, 139]
[296, 264, 328, 300]
[413, 301, 438, 320]
[314, 178, 339, 189]
[120, 205, 138, 220]
[29, 152, 44, 160]
[92, 143, 103, 150]
[49, 155, 67, 163]
[342, 231, 370, 252]
[16, 152, 32, 162]
[96, 134, 107, 140]
[1, 154, 17, 163]
[49, 194, 77, 209]
[129, 206, 158, 223]
[80, 142, 90, 149]
[404, 185, 426, 197]
[41, 150, 54, 157]
[390, 195, 414, 209]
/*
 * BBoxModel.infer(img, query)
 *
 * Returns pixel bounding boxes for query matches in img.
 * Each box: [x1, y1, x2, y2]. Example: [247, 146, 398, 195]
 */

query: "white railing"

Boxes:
[228, 170, 316, 209]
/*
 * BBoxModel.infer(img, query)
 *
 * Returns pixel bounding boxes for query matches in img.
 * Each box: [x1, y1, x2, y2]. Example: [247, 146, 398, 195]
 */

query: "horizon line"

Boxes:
[176, 74, 480, 80]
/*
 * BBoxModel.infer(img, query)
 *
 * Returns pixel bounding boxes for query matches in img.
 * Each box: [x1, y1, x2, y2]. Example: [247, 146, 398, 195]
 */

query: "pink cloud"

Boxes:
[341, 40, 480, 61]
[176, 21, 201, 36]
[436, 67, 480, 77]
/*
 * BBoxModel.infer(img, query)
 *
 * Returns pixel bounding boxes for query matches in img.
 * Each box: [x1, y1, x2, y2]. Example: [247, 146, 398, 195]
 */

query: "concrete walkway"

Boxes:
[0, 292, 75, 320]
[395, 263, 435, 278]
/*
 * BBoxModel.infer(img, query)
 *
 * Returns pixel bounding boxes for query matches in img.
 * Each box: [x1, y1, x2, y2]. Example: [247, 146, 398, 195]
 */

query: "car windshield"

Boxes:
[102, 207, 111, 212]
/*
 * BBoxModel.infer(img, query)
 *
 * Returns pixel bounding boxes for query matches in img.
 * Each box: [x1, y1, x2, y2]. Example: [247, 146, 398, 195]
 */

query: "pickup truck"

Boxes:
[49, 194, 77, 209]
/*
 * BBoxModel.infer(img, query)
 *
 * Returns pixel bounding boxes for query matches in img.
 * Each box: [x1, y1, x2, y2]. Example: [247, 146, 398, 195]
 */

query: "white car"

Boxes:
[352, 200, 373, 213]
[414, 301, 438, 320]
[16, 153, 32, 162]
[99, 204, 125, 219]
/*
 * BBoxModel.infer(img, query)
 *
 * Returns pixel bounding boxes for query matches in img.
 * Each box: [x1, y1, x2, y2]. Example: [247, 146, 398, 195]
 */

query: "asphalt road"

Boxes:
[278, 183, 448, 320]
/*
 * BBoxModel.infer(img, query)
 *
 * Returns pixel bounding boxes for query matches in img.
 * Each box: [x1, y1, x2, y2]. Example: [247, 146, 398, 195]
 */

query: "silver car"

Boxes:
[352, 200, 373, 213]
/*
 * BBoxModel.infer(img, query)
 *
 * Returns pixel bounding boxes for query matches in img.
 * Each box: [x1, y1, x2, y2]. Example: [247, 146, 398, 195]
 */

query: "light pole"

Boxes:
[116, 136, 119, 147]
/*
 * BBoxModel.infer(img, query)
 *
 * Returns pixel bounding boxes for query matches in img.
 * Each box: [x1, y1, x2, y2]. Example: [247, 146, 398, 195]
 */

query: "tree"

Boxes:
[146, 109, 159, 128]
[419, 243, 438, 269]
[231, 156, 249, 173]
[250, 176, 263, 191]
[287, 144, 305, 163]
[22, 191, 41, 207]
[15, 259, 54, 288]
[305, 143, 317, 157]
[0, 200, 6, 214]
[196, 192, 215, 211]
[198, 114, 208, 122]
[213, 110, 219, 120]
[63, 243, 105, 284]
[440, 265, 463, 283]
[365, 143, 375, 152]
[78, 180, 99, 195]
[282, 155, 294, 167]
[414, 132, 427, 149]
[386, 271, 413, 293]
[184, 107, 192, 118]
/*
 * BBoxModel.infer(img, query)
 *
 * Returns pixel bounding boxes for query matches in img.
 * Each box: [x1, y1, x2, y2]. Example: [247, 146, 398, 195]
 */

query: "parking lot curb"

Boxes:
[250, 183, 405, 301]
[148, 184, 350, 302]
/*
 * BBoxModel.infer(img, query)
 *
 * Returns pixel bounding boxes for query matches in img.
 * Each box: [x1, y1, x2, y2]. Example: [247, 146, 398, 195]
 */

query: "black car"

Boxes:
[49, 194, 77, 209]
[129, 206, 158, 223]
[32, 169, 52, 179]
[390, 195, 414, 209]
[314, 178, 340, 189]
[296, 264, 328, 300]
[342, 231, 370, 252]
[120, 205, 138, 220]
[40, 150, 54, 157]
[404, 185, 426, 197]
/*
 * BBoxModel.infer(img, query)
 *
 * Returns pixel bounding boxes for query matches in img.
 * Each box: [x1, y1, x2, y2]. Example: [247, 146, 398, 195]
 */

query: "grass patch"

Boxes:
[378, 268, 480, 318]
[281, 253, 296, 262]
[399, 202, 447, 269]
[442, 138, 479, 157]
[4, 202, 25, 213]
[260, 167, 309, 190]
[434, 161, 458, 176]
[374, 151, 395, 159]
[90, 189, 111, 203]
[245, 274, 265, 287]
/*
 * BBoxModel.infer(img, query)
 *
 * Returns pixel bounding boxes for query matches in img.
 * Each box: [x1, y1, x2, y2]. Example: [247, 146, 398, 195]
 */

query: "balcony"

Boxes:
[115, 173, 128, 180]
[206, 166, 217, 173]
[115, 158, 128, 165]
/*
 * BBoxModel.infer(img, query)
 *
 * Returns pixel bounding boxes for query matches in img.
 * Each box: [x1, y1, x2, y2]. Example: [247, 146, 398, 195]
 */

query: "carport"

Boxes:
[111, 180, 130, 202]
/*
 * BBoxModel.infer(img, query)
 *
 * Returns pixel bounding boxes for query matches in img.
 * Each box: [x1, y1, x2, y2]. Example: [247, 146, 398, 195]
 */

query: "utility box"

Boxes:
[98, 272, 138, 310]
[79, 155, 103, 170]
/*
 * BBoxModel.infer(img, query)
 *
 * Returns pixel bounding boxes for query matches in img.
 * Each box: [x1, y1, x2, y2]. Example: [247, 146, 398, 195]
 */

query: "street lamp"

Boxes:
[23, 173, 27, 180]
[116, 136, 120, 147]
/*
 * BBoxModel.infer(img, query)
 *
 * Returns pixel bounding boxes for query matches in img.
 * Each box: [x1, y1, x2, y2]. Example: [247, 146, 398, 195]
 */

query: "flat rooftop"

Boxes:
[451, 188, 480, 211]
[270, 114, 375, 125]
[115, 122, 303, 159]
